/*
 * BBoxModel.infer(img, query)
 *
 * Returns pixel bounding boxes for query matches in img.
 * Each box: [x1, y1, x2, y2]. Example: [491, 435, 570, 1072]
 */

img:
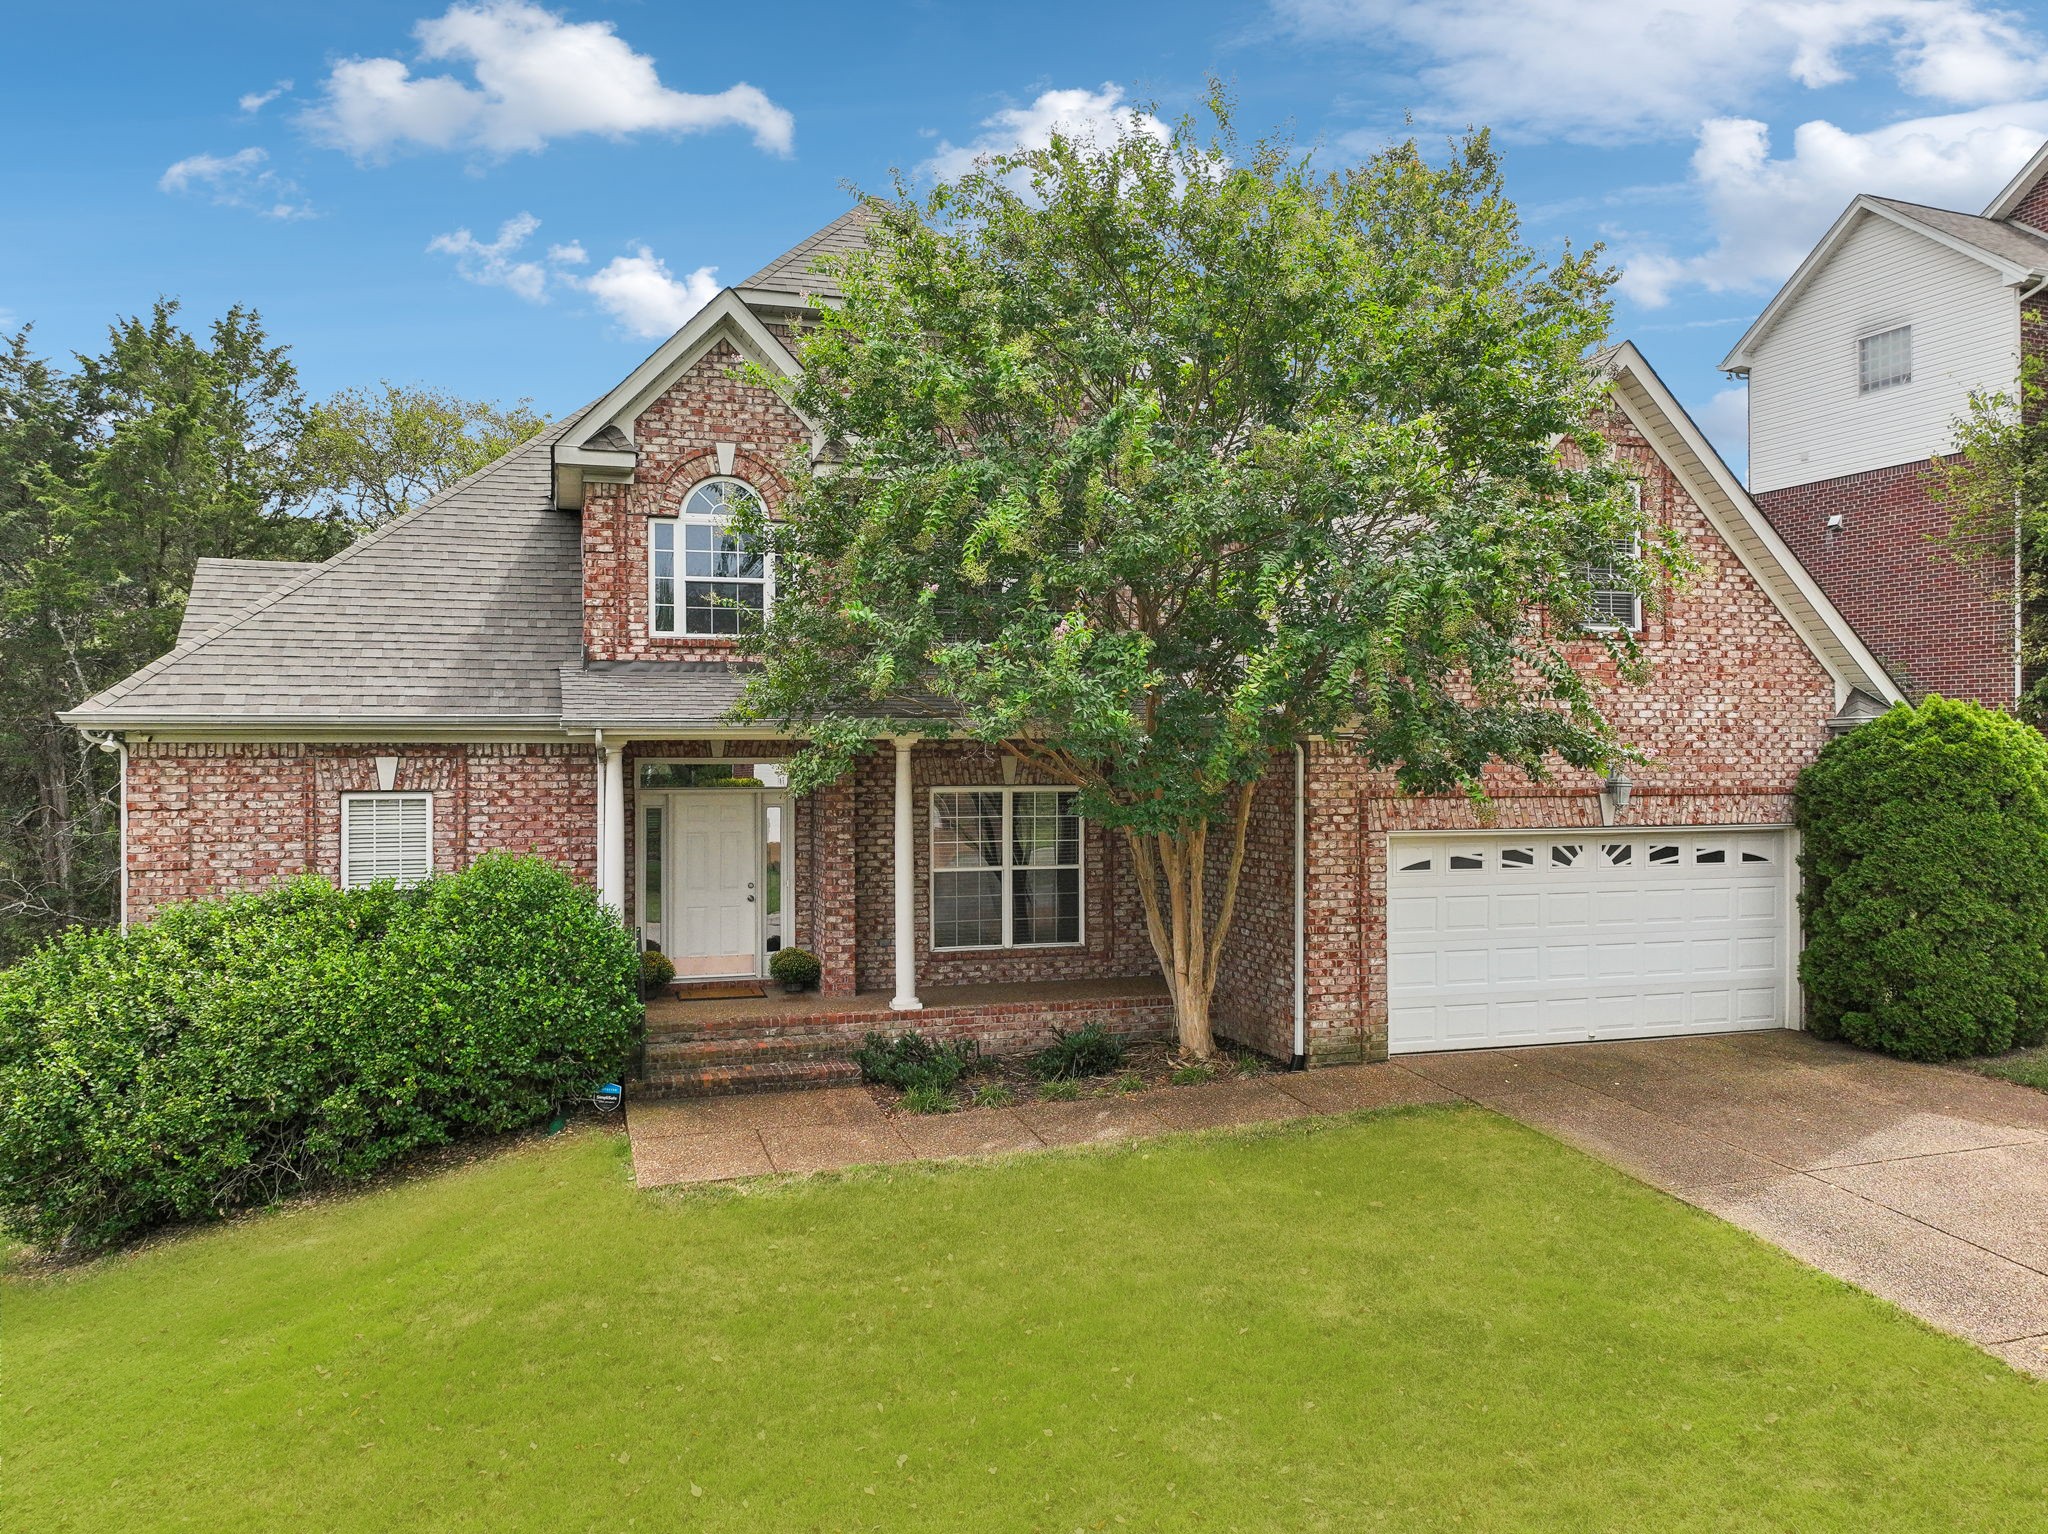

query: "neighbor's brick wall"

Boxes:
[1755, 457, 2013, 707]
[1294, 405, 1843, 1065]
[124, 742, 597, 922]
[581, 339, 809, 663]
[2012, 176, 2048, 231]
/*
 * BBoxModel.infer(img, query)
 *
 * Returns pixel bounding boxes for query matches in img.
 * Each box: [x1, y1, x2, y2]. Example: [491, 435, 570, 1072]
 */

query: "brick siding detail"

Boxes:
[124, 742, 598, 922]
[580, 339, 812, 663]
[2012, 175, 2048, 232]
[1755, 458, 2013, 707]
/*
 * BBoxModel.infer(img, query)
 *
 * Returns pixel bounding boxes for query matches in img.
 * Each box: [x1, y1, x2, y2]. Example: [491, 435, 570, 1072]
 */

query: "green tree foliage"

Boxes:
[1797, 696, 2048, 1061]
[1931, 354, 2048, 716]
[737, 100, 1663, 1055]
[296, 381, 548, 532]
[0, 854, 637, 1249]
[0, 304, 330, 958]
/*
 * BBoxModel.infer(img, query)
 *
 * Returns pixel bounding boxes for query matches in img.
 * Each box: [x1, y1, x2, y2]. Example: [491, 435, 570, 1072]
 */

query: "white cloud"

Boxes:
[1695, 383, 1750, 470]
[571, 247, 720, 337]
[1277, 0, 2048, 142]
[158, 148, 315, 220]
[426, 214, 714, 336]
[920, 85, 1169, 181]
[1619, 104, 2048, 304]
[300, 0, 793, 160]
[238, 80, 293, 114]
[427, 211, 555, 300]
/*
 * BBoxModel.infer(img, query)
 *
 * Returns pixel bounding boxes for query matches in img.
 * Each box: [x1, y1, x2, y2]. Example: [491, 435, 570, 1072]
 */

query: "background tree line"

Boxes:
[0, 301, 545, 960]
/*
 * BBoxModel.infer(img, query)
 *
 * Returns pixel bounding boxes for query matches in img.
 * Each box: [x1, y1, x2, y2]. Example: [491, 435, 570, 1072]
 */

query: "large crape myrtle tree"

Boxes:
[737, 101, 1663, 1058]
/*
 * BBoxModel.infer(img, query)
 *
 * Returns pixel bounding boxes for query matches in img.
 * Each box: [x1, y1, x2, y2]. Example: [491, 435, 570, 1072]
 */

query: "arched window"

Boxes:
[650, 478, 769, 636]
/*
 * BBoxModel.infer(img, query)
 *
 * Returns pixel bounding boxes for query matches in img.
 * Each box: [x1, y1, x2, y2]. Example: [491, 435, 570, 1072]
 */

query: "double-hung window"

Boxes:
[1583, 481, 1643, 633]
[340, 792, 433, 888]
[650, 478, 769, 636]
[931, 788, 1083, 949]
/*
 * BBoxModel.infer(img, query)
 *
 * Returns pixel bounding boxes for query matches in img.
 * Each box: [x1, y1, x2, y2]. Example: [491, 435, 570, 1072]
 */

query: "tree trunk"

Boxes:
[1123, 780, 1259, 1059]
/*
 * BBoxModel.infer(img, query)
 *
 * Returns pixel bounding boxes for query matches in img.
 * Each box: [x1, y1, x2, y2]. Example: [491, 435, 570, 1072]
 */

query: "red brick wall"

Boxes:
[1755, 459, 2012, 706]
[1210, 755, 1299, 1060]
[581, 340, 810, 663]
[847, 741, 1158, 991]
[1289, 407, 1844, 1063]
[2011, 175, 2048, 231]
[125, 742, 598, 922]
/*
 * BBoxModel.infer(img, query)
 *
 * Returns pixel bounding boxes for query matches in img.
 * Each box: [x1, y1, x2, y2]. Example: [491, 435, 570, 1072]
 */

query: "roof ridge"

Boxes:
[77, 406, 591, 716]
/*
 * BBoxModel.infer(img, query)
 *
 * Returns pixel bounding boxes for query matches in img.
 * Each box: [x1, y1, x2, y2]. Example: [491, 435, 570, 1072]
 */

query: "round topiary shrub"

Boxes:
[0, 853, 637, 1249]
[1797, 695, 2048, 1061]
[768, 947, 821, 990]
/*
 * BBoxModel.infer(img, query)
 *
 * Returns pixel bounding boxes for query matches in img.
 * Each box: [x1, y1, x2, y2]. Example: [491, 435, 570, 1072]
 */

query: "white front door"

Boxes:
[671, 794, 759, 977]
[1385, 829, 1794, 1053]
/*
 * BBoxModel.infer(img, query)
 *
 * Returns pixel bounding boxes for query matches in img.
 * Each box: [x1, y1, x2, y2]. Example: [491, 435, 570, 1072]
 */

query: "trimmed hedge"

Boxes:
[1797, 696, 2048, 1061]
[0, 854, 637, 1248]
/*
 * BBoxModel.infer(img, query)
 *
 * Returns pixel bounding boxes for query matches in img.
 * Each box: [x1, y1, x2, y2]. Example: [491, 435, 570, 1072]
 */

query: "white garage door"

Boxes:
[1386, 829, 1793, 1054]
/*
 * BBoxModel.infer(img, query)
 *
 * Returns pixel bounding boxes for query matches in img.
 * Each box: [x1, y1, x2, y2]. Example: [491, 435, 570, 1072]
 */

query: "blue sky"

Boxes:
[9, 1, 2048, 479]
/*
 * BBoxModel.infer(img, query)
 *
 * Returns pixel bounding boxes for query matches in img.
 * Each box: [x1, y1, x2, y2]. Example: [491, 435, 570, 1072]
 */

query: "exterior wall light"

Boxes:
[1600, 771, 1633, 827]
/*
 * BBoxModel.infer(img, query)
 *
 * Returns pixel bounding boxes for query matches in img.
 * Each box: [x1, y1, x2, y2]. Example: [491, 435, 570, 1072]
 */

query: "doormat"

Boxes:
[669, 981, 768, 1001]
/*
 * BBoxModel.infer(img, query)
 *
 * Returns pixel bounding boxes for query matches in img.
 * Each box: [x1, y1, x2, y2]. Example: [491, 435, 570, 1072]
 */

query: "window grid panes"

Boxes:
[1584, 487, 1644, 632]
[650, 479, 768, 637]
[1858, 325, 1912, 394]
[932, 788, 1082, 949]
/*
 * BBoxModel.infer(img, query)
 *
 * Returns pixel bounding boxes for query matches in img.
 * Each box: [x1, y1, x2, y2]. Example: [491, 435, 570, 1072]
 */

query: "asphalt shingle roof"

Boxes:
[62, 417, 589, 729]
[738, 205, 875, 301]
[1869, 197, 2048, 272]
[175, 558, 322, 647]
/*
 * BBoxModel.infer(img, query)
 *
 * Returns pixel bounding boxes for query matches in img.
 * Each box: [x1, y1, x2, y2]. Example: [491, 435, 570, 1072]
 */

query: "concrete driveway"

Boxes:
[1407, 1031, 2048, 1374]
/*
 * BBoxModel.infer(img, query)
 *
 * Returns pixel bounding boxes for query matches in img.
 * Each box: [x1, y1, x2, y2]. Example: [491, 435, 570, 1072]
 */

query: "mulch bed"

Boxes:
[862, 1036, 1280, 1116]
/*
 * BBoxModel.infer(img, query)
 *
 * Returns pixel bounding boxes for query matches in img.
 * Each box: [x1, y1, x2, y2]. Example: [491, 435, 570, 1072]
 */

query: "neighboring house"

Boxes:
[60, 213, 1897, 1085]
[1722, 141, 2048, 707]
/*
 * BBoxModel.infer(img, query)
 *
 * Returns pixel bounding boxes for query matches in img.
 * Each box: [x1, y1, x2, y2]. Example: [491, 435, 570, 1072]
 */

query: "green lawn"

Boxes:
[1967, 1045, 2048, 1093]
[9, 1106, 2048, 1532]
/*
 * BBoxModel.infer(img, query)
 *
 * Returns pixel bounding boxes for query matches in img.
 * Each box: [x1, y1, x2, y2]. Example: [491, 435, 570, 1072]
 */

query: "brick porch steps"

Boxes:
[640, 1057, 864, 1098]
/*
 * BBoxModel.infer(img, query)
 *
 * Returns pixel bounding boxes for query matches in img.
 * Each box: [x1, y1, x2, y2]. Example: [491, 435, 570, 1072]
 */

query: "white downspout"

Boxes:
[1292, 743, 1307, 1069]
[117, 741, 129, 932]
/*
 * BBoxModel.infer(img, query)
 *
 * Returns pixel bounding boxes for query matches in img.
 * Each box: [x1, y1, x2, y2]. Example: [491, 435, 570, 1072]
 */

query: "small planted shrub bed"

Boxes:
[0, 854, 637, 1250]
[857, 1030, 1276, 1115]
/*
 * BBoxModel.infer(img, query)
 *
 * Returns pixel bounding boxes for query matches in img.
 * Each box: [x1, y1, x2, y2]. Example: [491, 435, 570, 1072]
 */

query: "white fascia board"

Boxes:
[1600, 341, 1904, 708]
[1721, 196, 2032, 371]
[554, 444, 638, 470]
[1986, 142, 2048, 221]
[77, 721, 580, 743]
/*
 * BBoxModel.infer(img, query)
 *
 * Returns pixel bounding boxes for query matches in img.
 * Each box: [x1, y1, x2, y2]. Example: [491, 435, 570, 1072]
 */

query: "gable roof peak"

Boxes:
[738, 203, 879, 303]
[1985, 139, 2048, 222]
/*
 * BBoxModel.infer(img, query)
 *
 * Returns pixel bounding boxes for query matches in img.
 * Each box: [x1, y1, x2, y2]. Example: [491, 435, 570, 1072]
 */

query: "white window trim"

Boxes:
[339, 791, 434, 889]
[929, 786, 1086, 951]
[648, 477, 774, 638]
[1583, 480, 1645, 634]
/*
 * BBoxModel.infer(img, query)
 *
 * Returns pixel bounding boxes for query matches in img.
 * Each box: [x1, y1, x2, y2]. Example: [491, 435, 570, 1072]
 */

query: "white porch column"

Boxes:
[890, 736, 922, 1011]
[599, 738, 629, 918]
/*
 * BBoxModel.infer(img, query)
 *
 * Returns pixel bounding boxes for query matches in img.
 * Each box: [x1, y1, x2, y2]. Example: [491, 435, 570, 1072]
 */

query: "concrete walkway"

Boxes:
[628, 1029, 2048, 1374]
[1407, 1031, 2048, 1374]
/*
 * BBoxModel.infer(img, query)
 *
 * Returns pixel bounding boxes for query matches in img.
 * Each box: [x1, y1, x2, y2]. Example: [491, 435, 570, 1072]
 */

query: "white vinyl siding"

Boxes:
[1747, 212, 2018, 493]
[340, 793, 433, 888]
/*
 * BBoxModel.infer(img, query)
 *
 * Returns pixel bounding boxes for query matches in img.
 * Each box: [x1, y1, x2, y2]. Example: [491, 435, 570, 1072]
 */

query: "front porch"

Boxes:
[640, 974, 1176, 1096]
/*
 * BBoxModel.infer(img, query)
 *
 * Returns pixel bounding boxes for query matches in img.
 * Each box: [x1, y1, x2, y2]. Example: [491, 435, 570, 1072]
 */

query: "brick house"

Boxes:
[60, 216, 1896, 1085]
[1721, 140, 2048, 708]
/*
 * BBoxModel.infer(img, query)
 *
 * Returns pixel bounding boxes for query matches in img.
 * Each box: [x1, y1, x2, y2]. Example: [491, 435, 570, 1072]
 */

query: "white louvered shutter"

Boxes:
[342, 794, 433, 887]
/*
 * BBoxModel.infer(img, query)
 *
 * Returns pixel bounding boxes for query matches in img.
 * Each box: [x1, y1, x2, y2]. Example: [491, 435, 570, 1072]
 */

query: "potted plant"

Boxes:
[638, 948, 676, 1000]
[769, 946, 821, 995]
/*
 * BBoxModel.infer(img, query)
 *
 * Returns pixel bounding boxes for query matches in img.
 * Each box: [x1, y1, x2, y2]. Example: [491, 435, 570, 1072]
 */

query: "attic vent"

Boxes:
[341, 792, 433, 888]
[1858, 325, 1912, 394]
